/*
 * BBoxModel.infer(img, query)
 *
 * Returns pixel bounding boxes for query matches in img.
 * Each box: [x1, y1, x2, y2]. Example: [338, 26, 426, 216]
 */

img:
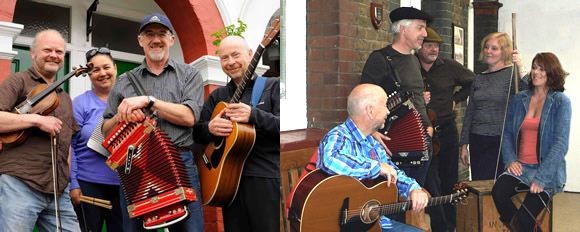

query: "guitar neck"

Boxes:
[378, 194, 456, 216]
[229, 45, 266, 103]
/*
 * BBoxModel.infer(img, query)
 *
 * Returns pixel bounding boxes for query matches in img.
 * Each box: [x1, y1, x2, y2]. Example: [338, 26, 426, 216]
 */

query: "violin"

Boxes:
[424, 80, 441, 156]
[0, 64, 92, 146]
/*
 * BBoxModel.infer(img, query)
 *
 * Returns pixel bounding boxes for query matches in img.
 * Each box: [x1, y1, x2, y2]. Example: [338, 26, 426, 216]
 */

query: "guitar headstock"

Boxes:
[261, 16, 280, 47]
[73, 63, 94, 76]
[450, 182, 469, 205]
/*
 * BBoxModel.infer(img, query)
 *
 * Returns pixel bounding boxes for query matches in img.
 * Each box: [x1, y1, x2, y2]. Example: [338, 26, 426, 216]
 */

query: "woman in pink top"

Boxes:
[491, 52, 571, 231]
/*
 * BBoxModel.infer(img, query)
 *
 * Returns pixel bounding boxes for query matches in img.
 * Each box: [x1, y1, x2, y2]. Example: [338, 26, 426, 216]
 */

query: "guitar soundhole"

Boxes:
[360, 200, 381, 224]
[210, 138, 225, 167]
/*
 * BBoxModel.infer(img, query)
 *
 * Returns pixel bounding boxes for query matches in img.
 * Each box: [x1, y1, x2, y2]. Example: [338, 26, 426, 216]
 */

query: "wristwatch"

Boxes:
[147, 95, 157, 108]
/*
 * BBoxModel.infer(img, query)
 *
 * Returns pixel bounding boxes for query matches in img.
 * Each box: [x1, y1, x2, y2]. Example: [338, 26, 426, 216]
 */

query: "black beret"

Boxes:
[389, 7, 432, 23]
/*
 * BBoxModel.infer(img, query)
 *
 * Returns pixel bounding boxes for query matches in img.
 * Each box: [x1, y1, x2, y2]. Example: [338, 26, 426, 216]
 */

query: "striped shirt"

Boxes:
[103, 59, 204, 148]
[460, 66, 529, 145]
[316, 118, 421, 230]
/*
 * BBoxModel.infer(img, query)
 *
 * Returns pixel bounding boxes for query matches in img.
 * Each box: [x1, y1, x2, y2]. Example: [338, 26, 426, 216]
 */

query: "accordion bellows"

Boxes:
[103, 118, 196, 229]
[384, 108, 429, 153]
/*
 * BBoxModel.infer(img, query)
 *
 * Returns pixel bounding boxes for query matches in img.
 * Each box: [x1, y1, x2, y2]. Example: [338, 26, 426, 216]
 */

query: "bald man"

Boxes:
[0, 29, 80, 231]
[317, 84, 429, 232]
[193, 36, 280, 231]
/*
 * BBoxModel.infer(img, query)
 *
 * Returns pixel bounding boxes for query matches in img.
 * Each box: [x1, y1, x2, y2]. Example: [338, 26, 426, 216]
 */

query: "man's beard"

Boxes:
[148, 50, 165, 61]
[374, 121, 385, 132]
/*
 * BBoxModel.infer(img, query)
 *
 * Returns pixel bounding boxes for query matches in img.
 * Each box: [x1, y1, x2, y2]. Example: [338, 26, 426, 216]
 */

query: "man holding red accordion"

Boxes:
[101, 13, 204, 231]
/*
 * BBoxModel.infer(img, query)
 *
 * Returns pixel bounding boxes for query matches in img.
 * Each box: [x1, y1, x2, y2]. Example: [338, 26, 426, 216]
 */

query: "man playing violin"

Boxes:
[417, 27, 474, 232]
[0, 29, 81, 231]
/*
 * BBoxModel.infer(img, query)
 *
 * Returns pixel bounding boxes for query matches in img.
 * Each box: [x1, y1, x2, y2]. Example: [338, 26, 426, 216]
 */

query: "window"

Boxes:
[13, 1, 71, 42]
[91, 14, 143, 55]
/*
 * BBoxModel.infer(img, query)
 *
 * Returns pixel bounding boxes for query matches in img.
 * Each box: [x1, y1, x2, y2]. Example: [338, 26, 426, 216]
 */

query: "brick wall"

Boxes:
[472, 0, 503, 73]
[306, 0, 394, 130]
[306, 0, 473, 131]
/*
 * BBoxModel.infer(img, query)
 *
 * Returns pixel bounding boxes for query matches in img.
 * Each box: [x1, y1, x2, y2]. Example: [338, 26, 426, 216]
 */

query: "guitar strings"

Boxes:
[343, 193, 463, 219]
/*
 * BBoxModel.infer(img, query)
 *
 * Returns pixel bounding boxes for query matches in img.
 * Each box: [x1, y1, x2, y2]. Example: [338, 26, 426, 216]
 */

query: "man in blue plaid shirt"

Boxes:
[317, 84, 429, 231]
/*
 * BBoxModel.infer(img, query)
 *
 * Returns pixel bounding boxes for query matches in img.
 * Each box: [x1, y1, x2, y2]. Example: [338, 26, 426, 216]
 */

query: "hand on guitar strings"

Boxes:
[379, 163, 397, 187]
[409, 188, 429, 212]
[225, 103, 251, 123]
[209, 109, 233, 137]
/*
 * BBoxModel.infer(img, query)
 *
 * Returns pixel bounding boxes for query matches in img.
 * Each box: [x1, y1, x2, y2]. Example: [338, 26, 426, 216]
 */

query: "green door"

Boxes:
[115, 59, 140, 76]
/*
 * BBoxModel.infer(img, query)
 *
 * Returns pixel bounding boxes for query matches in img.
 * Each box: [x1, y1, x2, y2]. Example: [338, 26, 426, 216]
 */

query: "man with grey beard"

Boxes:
[101, 13, 204, 231]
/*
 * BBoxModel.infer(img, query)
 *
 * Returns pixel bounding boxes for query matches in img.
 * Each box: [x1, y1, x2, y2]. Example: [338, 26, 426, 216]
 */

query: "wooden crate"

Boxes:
[456, 180, 552, 232]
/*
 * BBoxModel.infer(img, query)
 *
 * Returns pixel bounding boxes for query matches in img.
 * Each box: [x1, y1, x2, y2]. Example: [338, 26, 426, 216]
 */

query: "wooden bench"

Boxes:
[280, 128, 327, 232]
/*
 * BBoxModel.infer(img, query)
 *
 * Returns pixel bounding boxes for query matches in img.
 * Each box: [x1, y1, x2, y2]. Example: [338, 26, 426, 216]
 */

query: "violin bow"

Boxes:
[495, 13, 520, 181]
[51, 135, 63, 232]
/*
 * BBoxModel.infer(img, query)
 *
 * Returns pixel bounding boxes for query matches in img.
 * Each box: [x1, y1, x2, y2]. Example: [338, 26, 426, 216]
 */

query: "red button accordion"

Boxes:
[382, 91, 430, 167]
[102, 118, 196, 229]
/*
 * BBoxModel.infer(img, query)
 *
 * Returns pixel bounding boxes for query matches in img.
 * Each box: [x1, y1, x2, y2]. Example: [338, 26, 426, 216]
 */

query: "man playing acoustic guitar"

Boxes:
[317, 84, 428, 232]
[193, 35, 280, 231]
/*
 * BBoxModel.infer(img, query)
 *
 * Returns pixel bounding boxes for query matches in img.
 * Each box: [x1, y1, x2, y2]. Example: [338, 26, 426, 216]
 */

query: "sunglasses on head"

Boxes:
[86, 47, 112, 61]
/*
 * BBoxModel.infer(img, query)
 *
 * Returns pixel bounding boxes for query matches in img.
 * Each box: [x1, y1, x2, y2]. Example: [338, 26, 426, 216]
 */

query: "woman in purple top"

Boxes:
[69, 47, 122, 231]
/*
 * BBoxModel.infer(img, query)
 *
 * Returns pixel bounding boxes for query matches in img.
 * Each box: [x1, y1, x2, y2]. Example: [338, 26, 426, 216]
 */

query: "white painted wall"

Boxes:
[215, 0, 280, 56]
[280, 0, 307, 131]
[499, 0, 580, 192]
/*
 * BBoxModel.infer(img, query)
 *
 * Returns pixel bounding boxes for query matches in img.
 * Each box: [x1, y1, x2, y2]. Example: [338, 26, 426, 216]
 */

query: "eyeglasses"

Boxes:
[86, 47, 112, 61]
[140, 31, 172, 39]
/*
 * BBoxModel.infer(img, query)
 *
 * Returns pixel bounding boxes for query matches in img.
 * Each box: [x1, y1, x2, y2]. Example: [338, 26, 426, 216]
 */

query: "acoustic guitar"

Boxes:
[196, 17, 280, 207]
[0, 64, 92, 146]
[288, 169, 467, 232]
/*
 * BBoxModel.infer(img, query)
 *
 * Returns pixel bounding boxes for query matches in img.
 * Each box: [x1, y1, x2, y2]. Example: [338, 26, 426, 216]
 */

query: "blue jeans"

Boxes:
[383, 220, 423, 232]
[120, 151, 204, 231]
[0, 174, 80, 232]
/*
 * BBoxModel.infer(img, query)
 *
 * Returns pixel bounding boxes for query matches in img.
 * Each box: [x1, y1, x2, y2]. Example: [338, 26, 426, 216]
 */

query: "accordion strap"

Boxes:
[125, 71, 155, 115]
[126, 71, 149, 96]
[377, 48, 402, 90]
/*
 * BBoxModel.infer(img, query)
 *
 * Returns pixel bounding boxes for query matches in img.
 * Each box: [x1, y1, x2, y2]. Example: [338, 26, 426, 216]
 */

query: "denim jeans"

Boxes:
[383, 219, 423, 232]
[0, 174, 80, 232]
[119, 150, 204, 232]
